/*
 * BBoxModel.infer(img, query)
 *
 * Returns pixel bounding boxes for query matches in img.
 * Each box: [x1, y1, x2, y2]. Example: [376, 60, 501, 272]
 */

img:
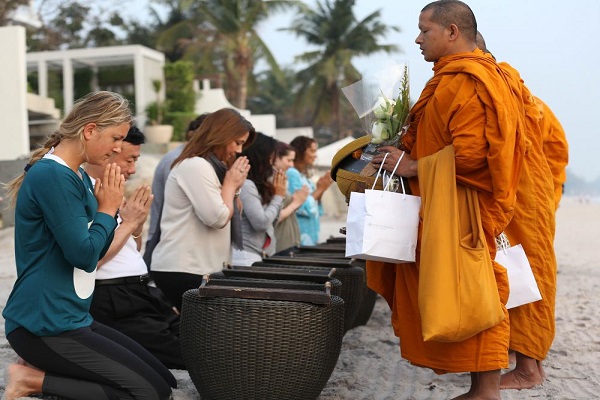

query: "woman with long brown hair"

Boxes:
[150, 108, 255, 310]
[231, 132, 287, 266]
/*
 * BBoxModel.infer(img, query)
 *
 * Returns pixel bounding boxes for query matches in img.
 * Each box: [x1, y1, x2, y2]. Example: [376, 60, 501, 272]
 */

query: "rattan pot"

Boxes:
[255, 256, 365, 332]
[276, 243, 378, 328]
[180, 284, 345, 400]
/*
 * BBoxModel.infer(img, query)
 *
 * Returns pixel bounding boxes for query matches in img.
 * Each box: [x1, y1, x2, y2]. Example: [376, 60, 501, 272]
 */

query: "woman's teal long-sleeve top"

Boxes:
[3, 158, 116, 336]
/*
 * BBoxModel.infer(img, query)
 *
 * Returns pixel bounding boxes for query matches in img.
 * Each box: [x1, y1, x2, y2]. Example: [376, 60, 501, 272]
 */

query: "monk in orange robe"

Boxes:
[477, 32, 569, 390]
[367, 2, 526, 399]
[537, 98, 569, 208]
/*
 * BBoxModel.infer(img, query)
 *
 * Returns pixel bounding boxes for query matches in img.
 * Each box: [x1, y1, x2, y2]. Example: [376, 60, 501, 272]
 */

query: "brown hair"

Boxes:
[4, 91, 133, 206]
[289, 136, 316, 163]
[242, 132, 278, 205]
[173, 108, 255, 167]
[275, 141, 294, 158]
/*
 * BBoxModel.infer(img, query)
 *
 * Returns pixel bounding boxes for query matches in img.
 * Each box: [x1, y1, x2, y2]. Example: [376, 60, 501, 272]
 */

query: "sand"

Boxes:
[1, 196, 599, 399]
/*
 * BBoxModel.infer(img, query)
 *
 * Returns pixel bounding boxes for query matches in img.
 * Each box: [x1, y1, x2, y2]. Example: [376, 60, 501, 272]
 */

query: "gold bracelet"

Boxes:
[132, 232, 142, 239]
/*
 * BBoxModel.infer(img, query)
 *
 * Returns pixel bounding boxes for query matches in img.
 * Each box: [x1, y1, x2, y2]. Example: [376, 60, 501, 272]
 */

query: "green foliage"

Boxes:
[97, 66, 134, 86]
[164, 59, 196, 140]
[164, 61, 195, 113]
[73, 69, 93, 101]
[155, 0, 301, 109]
[146, 79, 164, 125]
[145, 61, 195, 136]
[23, 0, 400, 144]
[145, 101, 161, 126]
[390, 65, 410, 135]
[164, 111, 198, 142]
[284, 0, 400, 137]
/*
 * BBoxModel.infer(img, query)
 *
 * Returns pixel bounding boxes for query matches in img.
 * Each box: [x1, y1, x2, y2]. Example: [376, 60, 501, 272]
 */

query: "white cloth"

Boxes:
[96, 218, 147, 280]
[231, 249, 263, 267]
[151, 157, 232, 276]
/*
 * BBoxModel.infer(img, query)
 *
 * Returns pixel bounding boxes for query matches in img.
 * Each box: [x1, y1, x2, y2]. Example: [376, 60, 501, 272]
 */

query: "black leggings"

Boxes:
[7, 321, 176, 400]
[151, 271, 204, 311]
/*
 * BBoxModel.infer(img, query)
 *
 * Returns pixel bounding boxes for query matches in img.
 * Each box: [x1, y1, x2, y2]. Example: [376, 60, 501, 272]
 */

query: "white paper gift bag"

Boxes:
[494, 233, 542, 309]
[345, 152, 421, 263]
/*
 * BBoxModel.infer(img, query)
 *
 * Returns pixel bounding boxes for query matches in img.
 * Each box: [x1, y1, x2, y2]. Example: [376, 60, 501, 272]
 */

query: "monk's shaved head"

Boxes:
[476, 31, 487, 52]
[475, 30, 496, 58]
[422, 0, 477, 43]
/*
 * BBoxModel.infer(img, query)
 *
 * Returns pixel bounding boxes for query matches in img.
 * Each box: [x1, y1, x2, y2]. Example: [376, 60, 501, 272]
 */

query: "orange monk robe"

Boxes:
[499, 63, 568, 361]
[366, 49, 526, 373]
[536, 98, 569, 209]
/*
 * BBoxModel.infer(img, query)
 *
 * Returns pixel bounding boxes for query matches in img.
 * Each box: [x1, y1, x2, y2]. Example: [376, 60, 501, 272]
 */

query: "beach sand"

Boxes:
[1, 196, 599, 399]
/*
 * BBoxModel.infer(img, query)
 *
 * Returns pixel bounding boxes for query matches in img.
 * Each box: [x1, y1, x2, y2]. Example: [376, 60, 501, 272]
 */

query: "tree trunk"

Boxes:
[332, 84, 342, 140]
[237, 65, 248, 110]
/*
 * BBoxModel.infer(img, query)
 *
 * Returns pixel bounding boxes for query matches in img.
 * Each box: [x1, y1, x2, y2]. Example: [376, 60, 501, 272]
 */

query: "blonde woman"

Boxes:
[2, 91, 175, 400]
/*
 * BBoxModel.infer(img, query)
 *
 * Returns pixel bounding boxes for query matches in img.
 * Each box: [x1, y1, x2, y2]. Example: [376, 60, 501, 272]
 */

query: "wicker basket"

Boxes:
[216, 267, 343, 298]
[282, 241, 377, 328]
[254, 256, 364, 332]
[325, 236, 347, 244]
[180, 282, 345, 400]
[271, 255, 377, 328]
[275, 244, 346, 257]
[347, 259, 378, 327]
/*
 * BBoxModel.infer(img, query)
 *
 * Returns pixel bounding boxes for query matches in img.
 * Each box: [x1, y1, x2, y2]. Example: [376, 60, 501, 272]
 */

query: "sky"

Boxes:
[115, 0, 600, 181]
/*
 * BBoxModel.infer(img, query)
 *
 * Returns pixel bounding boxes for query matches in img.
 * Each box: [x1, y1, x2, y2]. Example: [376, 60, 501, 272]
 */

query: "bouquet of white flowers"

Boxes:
[342, 63, 410, 161]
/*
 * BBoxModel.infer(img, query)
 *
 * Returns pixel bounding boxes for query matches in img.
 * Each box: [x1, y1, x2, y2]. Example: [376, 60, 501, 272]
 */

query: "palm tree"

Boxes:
[156, 0, 301, 109]
[284, 0, 399, 137]
[197, 0, 302, 109]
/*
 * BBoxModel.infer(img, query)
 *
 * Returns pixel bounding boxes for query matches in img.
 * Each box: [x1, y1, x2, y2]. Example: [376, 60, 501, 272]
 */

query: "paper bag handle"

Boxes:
[496, 232, 510, 254]
[371, 152, 390, 190]
[384, 151, 407, 194]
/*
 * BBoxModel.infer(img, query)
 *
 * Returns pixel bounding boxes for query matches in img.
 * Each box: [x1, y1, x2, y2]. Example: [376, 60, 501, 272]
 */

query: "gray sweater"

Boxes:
[239, 180, 283, 257]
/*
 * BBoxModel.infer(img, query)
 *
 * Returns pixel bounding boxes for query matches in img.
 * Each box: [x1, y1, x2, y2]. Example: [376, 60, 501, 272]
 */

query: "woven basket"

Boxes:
[181, 286, 345, 400]
[211, 269, 343, 298]
[269, 252, 377, 327]
[348, 259, 378, 327]
[325, 236, 347, 244]
[277, 253, 377, 328]
[254, 257, 364, 332]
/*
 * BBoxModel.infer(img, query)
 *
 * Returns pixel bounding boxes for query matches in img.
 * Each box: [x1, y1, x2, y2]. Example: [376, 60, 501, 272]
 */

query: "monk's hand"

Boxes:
[372, 146, 418, 178]
[372, 146, 403, 174]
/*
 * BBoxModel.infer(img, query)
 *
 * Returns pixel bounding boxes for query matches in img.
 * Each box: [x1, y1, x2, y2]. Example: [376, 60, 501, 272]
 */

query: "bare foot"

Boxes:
[3, 363, 45, 400]
[451, 393, 472, 399]
[451, 391, 500, 399]
[500, 367, 543, 390]
[538, 360, 547, 379]
[508, 350, 516, 365]
[501, 352, 544, 390]
[452, 371, 501, 400]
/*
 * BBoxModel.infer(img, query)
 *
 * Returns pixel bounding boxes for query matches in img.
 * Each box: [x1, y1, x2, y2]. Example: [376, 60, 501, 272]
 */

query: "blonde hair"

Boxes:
[4, 91, 133, 206]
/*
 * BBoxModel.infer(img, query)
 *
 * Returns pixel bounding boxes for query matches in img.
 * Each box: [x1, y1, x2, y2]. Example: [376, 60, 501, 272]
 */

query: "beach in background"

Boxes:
[1, 196, 599, 399]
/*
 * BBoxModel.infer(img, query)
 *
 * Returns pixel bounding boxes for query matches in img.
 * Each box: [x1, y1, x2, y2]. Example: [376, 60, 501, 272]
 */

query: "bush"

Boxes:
[165, 61, 195, 115]
[164, 112, 198, 142]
